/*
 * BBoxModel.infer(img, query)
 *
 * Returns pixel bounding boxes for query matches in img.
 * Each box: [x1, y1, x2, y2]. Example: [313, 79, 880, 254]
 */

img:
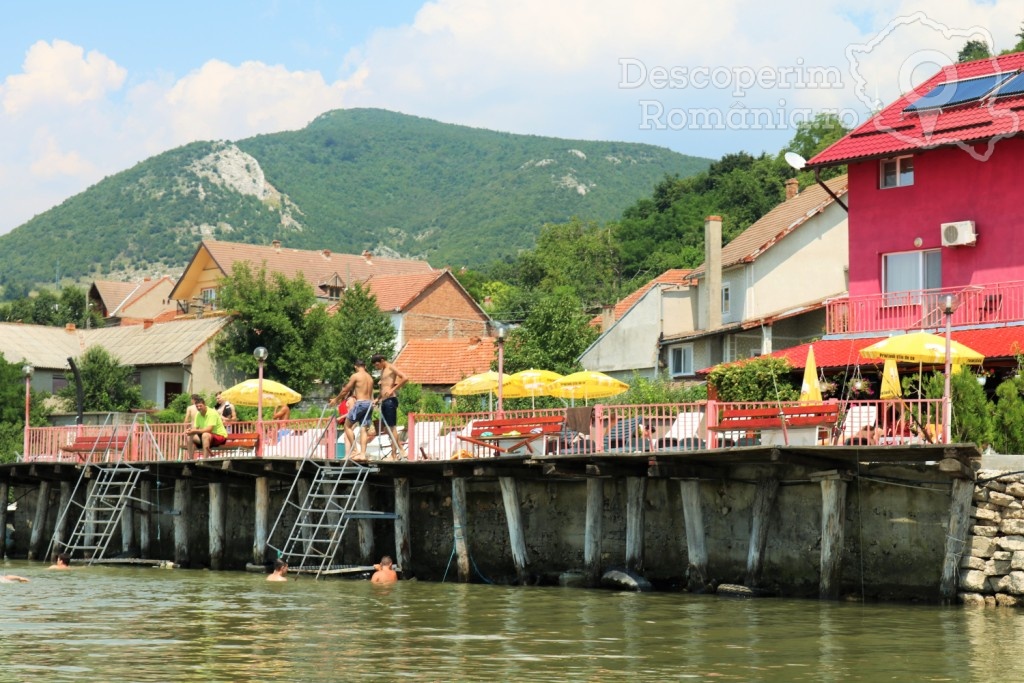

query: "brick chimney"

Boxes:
[362, 250, 373, 262]
[785, 178, 799, 200]
[322, 249, 331, 259]
[601, 304, 616, 333]
[143, 319, 154, 330]
[64, 323, 76, 332]
[272, 240, 282, 252]
[704, 215, 722, 331]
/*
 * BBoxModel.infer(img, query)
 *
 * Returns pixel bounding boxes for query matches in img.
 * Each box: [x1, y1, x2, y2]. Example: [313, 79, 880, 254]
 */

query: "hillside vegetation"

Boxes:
[0, 108, 709, 297]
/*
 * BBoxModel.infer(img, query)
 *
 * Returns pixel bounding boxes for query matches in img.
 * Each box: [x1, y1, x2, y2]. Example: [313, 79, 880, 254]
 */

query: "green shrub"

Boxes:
[707, 357, 799, 403]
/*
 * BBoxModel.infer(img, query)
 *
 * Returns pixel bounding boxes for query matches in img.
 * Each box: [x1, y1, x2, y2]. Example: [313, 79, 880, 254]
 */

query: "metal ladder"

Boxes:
[266, 416, 396, 579]
[49, 463, 148, 564]
[47, 414, 164, 564]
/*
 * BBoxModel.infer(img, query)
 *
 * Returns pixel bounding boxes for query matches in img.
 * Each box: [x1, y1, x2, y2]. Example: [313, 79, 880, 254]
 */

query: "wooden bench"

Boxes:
[209, 432, 261, 454]
[709, 404, 840, 446]
[61, 435, 129, 461]
[457, 416, 565, 456]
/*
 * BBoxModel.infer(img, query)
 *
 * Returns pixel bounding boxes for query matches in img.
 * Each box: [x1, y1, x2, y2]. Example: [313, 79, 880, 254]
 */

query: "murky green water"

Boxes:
[1, 560, 1022, 682]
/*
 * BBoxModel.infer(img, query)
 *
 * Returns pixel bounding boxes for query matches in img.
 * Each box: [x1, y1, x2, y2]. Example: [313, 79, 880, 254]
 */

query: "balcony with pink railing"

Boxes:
[825, 280, 1024, 335]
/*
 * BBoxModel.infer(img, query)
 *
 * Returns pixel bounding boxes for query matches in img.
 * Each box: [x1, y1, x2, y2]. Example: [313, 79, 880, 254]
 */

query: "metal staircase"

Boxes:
[48, 463, 148, 564]
[47, 414, 164, 565]
[267, 417, 396, 578]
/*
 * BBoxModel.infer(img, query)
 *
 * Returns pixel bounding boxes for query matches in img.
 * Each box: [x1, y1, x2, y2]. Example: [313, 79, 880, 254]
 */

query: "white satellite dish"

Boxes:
[784, 152, 806, 170]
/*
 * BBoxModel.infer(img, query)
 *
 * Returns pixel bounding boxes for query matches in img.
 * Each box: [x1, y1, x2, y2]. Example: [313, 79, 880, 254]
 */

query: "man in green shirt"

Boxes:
[186, 396, 228, 458]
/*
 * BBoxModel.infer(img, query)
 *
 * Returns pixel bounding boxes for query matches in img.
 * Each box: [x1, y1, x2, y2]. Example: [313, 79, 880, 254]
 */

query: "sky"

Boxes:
[1, 0, 1022, 235]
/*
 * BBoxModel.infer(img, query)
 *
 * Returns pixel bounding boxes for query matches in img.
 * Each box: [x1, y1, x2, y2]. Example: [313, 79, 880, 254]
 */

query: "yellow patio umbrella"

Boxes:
[220, 378, 302, 407]
[880, 358, 902, 399]
[450, 371, 502, 395]
[502, 369, 563, 399]
[859, 332, 984, 365]
[547, 370, 629, 404]
[799, 345, 822, 402]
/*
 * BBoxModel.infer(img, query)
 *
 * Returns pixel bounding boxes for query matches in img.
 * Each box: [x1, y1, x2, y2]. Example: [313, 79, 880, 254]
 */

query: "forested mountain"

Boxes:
[0, 108, 710, 297]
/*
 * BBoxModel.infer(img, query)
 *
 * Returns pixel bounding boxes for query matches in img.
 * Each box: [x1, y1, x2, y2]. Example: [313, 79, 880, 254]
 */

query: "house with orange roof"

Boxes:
[580, 176, 849, 381]
[88, 277, 177, 324]
[168, 239, 434, 315]
[395, 336, 497, 392]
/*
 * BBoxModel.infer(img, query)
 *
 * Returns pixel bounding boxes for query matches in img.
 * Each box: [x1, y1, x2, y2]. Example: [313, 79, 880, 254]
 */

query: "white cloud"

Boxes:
[1, 39, 126, 114]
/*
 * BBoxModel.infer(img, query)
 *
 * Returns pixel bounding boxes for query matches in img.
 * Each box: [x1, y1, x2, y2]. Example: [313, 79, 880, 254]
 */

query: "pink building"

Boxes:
[810, 51, 1024, 339]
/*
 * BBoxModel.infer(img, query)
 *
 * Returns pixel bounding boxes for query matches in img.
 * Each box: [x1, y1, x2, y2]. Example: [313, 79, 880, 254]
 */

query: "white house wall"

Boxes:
[580, 288, 663, 378]
[661, 288, 697, 339]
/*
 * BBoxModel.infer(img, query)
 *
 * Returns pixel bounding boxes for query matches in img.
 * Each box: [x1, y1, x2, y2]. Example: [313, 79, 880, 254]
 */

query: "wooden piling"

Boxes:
[52, 481, 72, 557]
[679, 479, 708, 590]
[745, 476, 779, 588]
[584, 477, 604, 584]
[451, 477, 470, 582]
[139, 480, 152, 558]
[815, 471, 850, 600]
[295, 478, 311, 556]
[208, 482, 225, 570]
[173, 477, 191, 567]
[499, 476, 529, 585]
[356, 484, 374, 563]
[253, 476, 269, 565]
[84, 478, 96, 553]
[394, 477, 412, 577]
[625, 477, 646, 573]
[940, 476, 975, 601]
[0, 480, 8, 559]
[28, 480, 51, 561]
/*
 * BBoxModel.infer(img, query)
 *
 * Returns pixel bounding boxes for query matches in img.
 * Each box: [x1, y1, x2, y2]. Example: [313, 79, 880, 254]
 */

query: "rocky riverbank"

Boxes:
[960, 469, 1024, 605]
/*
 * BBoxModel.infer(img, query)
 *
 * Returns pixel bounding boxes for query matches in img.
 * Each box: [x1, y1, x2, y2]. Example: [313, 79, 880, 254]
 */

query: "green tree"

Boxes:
[501, 289, 598, 375]
[707, 357, 799, 402]
[213, 262, 328, 394]
[920, 370, 993, 446]
[784, 113, 850, 182]
[532, 218, 623, 309]
[992, 376, 1024, 454]
[958, 39, 991, 63]
[329, 282, 396, 385]
[58, 346, 144, 412]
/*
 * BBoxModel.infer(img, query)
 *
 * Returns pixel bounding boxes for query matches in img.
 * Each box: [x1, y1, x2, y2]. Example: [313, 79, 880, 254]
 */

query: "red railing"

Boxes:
[20, 399, 949, 465]
[826, 280, 1024, 335]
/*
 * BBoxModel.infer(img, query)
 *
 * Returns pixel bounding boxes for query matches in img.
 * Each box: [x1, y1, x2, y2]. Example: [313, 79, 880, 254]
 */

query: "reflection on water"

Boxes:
[1, 560, 1021, 682]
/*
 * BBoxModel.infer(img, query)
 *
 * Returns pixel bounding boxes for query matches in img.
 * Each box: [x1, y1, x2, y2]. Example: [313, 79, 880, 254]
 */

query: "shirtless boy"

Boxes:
[372, 354, 408, 460]
[330, 359, 375, 458]
[371, 555, 398, 584]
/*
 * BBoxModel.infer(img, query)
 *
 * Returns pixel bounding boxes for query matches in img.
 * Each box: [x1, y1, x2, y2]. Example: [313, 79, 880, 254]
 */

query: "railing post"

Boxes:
[593, 404, 605, 452]
[407, 413, 418, 461]
[706, 399, 718, 449]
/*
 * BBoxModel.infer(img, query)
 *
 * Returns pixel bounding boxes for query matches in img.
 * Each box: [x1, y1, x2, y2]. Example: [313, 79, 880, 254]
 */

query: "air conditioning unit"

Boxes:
[941, 220, 976, 247]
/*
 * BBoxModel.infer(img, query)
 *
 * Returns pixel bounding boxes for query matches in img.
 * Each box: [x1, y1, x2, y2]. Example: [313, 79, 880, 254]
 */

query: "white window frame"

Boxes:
[882, 249, 941, 306]
[880, 155, 914, 189]
[669, 344, 694, 378]
[201, 288, 217, 308]
[721, 283, 731, 316]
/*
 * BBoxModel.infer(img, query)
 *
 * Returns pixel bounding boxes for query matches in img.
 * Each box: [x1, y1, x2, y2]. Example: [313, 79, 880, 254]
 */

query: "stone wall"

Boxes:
[959, 471, 1024, 605]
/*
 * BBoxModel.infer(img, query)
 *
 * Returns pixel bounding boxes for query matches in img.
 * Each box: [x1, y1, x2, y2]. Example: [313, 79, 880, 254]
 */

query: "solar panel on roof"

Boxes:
[991, 71, 1024, 98]
[903, 72, 1015, 112]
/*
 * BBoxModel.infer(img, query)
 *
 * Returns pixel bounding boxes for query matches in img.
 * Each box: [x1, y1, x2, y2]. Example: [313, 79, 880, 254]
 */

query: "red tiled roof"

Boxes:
[810, 51, 1024, 166]
[201, 240, 433, 291]
[365, 271, 448, 312]
[589, 269, 693, 327]
[395, 337, 497, 386]
[92, 281, 139, 312]
[689, 175, 848, 277]
[701, 324, 1024, 373]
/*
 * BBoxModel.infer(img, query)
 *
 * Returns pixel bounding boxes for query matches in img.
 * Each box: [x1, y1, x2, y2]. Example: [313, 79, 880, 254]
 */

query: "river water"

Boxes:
[2, 560, 1022, 682]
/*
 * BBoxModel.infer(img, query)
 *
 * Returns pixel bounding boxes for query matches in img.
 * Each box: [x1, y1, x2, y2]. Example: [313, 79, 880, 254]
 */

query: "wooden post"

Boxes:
[208, 482, 225, 570]
[139, 480, 152, 558]
[815, 471, 850, 600]
[451, 477, 470, 582]
[394, 477, 412, 577]
[0, 480, 9, 559]
[121, 487, 136, 557]
[52, 481, 73, 557]
[295, 478, 311, 556]
[625, 477, 646, 573]
[253, 476, 270, 565]
[499, 476, 529, 584]
[173, 477, 191, 567]
[356, 484, 374, 564]
[584, 477, 604, 584]
[745, 476, 779, 588]
[28, 480, 51, 561]
[679, 479, 708, 591]
[940, 476, 975, 602]
[83, 478, 96, 555]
